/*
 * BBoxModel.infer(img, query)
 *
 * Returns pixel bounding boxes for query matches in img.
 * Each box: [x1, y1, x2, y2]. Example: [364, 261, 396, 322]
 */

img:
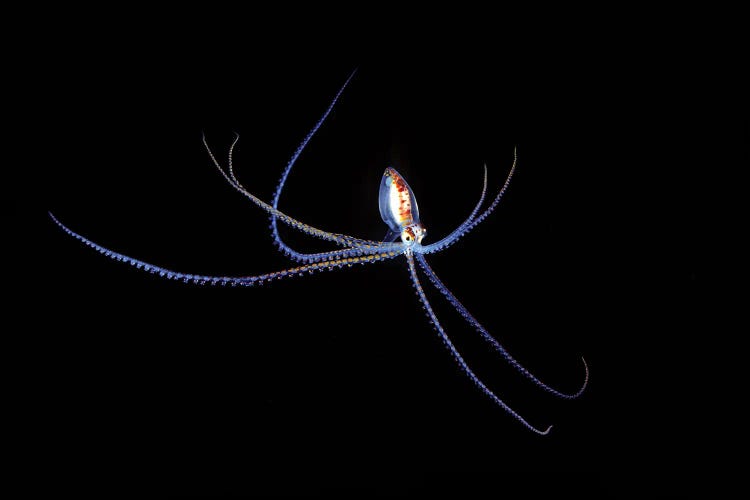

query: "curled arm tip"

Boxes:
[579, 356, 590, 392]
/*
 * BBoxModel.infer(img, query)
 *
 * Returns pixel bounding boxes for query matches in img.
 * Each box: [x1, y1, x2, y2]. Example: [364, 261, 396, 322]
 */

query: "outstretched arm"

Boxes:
[267, 70, 369, 262]
[405, 252, 552, 435]
[418, 148, 517, 255]
[415, 253, 588, 398]
[49, 212, 401, 286]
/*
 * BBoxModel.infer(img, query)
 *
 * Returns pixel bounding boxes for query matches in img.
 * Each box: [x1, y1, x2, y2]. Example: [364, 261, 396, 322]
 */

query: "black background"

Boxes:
[10, 11, 743, 498]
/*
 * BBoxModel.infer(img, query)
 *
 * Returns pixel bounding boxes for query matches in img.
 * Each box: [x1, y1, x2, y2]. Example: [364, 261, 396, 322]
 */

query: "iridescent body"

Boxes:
[379, 167, 426, 245]
[50, 70, 588, 435]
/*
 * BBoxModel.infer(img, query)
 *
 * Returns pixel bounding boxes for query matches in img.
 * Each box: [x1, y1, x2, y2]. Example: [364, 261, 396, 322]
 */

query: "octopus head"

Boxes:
[401, 223, 426, 246]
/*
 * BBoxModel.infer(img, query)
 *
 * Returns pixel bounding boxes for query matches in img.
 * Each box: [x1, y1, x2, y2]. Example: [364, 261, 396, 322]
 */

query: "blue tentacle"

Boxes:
[418, 147, 517, 255]
[415, 253, 588, 398]
[410, 163, 488, 254]
[405, 252, 552, 435]
[227, 131, 244, 191]
[202, 133, 386, 251]
[259, 243, 405, 263]
[465, 163, 489, 226]
[222, 130, 404, 261]
[269, 69, 368, 262]
[49, 212, 400, 286]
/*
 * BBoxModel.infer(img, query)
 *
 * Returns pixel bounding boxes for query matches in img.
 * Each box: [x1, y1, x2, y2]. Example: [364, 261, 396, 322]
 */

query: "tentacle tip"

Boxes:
[580, 355, 590, 381]
[560, 355, 590, 399]
[48, 211, 61, 226]
[539, 425, 553, 435]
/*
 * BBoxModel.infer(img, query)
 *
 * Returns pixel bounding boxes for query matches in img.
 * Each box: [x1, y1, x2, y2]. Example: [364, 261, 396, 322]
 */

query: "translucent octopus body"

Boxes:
[50, 70, 587, 434]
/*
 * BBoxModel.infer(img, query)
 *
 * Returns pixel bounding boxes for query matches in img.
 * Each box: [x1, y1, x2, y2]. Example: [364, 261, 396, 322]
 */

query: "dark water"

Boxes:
[12, 29, 741, 497]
